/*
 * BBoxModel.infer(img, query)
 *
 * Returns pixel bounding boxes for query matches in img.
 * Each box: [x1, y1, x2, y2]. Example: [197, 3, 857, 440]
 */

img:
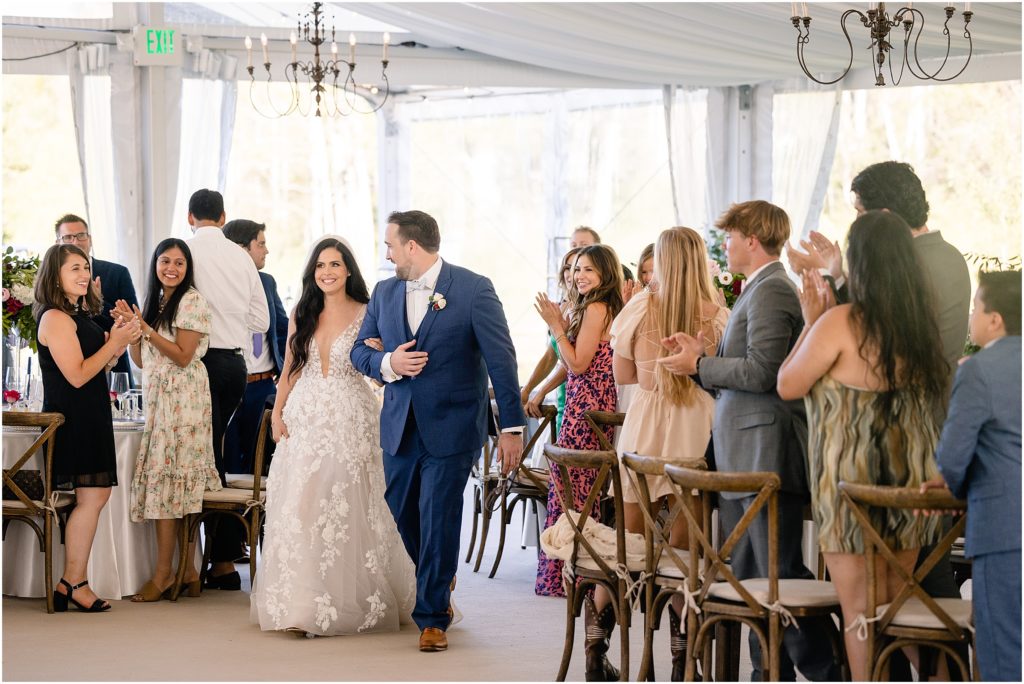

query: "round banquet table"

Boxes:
[2, 421, 156, 601]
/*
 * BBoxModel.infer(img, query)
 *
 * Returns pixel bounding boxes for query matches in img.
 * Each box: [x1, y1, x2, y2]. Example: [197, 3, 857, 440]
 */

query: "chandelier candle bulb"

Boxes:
[349, 32, 356, 63]
[383, 32, 389, 61]
[801, 3, 808, 15]
[260, 32, 269, 64]
[331, 41, 338, 58]
[290, 31, 297, 63]
[244, 35, 252, 68]
[791, 2, 798, 16]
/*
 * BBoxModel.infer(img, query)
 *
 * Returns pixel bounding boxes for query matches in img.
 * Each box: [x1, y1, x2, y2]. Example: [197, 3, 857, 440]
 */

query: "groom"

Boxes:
[351, 210, 526, 652]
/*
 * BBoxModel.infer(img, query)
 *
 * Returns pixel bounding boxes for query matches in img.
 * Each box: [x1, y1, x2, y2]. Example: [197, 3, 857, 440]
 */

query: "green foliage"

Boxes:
[2, 246, 41, 351]
[705, 229, 745, 308]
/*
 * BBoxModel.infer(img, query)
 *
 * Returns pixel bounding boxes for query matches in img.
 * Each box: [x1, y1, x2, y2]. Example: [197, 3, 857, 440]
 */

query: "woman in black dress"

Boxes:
[34, 244, 139, 612]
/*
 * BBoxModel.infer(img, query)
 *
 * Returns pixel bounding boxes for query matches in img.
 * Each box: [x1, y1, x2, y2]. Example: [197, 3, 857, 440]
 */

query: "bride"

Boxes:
[251, 236, 416, 636]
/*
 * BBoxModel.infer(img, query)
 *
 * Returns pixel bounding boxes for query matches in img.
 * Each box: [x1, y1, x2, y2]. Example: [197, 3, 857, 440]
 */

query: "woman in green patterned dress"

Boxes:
[777, 211, 949, 680]
[522, 247, 581, 433]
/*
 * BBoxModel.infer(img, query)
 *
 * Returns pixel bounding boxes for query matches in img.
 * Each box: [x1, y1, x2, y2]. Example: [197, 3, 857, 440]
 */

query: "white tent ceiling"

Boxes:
[4, 2, 1021, 88]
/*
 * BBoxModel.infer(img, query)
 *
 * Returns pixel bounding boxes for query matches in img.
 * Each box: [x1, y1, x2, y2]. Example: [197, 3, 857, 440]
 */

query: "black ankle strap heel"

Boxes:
[53, 578, 111, 613]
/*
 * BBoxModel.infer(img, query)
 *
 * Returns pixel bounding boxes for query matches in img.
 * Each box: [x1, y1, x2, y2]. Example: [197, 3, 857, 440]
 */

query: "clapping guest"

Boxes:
[54, 214, 140, 386]
[116, 239, 222, 601]
[608, 227, 728, 679]
[34, 244, 139, 612]
[534, 244, 623, 678]
[522, 247, 581, 435]
[778, 210, 947, 681]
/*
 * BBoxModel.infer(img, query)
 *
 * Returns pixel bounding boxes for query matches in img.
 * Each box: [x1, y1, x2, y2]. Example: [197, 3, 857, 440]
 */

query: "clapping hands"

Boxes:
[798, 270, 835, 327]
[534, 293, 565, 333]
[657, 331, 705, 376]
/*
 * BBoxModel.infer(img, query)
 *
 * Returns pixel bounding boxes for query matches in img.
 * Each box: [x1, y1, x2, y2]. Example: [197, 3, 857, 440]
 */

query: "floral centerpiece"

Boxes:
[3, 246, 41, 351]
[705, 230, 745, 308]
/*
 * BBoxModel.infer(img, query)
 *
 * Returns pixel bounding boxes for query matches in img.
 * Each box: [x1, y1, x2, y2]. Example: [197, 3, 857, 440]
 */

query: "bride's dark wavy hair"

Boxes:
[288, 238, 369, 377]
[846, 210, 947, 422]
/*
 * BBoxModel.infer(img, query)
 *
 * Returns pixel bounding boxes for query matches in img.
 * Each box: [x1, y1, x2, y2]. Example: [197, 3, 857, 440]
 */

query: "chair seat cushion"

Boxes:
[2, 492, 75, 513]
[878, 597, 973, 630]
[653, 552, 692, 578]
[202, 489, 266, 506]
[707, 578, 839, 608]
[577, 550, 693, 575]
[225, 473, 265, 490]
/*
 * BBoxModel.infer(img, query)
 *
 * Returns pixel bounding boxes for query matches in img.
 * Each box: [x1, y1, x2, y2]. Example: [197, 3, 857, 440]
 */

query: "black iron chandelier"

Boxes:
[245, 2, 390, 117]
[791, 2, 974, 86]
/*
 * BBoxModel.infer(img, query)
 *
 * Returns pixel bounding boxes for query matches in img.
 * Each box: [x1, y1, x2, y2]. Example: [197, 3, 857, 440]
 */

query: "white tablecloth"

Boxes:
[2, 423, 156, 600]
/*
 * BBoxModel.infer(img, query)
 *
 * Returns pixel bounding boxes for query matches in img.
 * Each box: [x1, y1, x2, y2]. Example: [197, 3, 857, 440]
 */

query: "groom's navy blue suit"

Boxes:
[351, 259, 526, 630]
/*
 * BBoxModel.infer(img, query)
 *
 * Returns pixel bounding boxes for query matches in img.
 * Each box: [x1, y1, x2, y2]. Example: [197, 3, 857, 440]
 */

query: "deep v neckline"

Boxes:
[314, 310, 363, 379]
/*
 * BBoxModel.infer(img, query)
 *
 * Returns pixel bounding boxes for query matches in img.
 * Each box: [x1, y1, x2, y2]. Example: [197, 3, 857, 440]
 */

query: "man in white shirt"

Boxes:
[185, 189, 269, 589]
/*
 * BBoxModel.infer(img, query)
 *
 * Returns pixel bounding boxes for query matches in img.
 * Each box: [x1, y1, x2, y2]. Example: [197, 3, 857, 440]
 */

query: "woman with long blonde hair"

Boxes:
[607, 226, 729, 680]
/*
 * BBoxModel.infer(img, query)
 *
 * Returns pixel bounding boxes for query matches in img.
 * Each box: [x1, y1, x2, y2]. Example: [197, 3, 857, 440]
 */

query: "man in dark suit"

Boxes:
[662, 200, 840, 681]
[54, 214, 139, 385]
[351, 210, 526, 652]
[222, 219, 289, 475]
[924, 270, 1022, 682]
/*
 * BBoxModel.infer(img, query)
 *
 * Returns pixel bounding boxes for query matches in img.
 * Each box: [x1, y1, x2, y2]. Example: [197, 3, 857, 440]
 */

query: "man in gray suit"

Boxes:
[662, 200, 840, 681]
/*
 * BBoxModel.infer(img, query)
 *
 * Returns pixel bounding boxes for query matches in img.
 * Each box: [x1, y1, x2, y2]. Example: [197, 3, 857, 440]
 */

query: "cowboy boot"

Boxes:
[667, 604, 690, 682]
[584, 596, 620, 682]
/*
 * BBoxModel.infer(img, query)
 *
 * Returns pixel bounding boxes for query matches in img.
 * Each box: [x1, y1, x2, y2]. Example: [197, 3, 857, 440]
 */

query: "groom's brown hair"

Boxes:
[388, 210, 441, 253]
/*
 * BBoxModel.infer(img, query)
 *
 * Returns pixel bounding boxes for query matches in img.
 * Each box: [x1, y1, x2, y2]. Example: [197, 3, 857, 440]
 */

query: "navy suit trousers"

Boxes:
[383, 410, 475, 631]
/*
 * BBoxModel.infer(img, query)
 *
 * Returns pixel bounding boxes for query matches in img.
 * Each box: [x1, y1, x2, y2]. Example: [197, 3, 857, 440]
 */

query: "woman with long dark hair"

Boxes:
[114, 238, 221, 601]
[251, 236, 415, 637]
[778, 210, 947, 680]
[34, 243, 139, 612]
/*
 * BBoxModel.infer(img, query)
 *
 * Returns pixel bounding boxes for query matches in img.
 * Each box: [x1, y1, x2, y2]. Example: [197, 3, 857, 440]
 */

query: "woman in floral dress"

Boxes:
[533, 244, 623, 597]
[117, 238, 221, 601]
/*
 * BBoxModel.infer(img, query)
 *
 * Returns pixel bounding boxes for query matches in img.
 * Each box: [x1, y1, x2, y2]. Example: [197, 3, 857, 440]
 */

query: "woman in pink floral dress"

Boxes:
[117, 238, 221, 602]
[533, 244, 623, 601]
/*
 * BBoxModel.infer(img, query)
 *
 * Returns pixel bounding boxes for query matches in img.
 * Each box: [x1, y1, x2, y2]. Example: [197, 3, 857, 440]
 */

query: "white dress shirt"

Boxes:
[187, 226, 270, 350]
[381, 257, 443, 382]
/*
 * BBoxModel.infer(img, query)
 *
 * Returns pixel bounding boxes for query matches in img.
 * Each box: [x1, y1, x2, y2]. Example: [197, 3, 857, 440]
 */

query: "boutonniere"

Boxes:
[429, 293, 447, 311]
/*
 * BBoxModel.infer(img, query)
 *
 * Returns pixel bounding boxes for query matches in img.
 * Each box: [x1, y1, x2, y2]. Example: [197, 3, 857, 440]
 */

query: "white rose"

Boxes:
[11, 283, 34, 305]
[435, 298, 447, 310]
[716, 272, 734, 286]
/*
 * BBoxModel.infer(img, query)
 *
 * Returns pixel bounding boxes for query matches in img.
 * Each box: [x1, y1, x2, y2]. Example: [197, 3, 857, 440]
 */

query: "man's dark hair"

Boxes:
[222, 219, 266, 247]
[978, 270, 1022, 336]
[188, 188, 225, 222]
[850, 161, 930, 229]
[388, 210, 441, 253]
[54, 213, 88, 236]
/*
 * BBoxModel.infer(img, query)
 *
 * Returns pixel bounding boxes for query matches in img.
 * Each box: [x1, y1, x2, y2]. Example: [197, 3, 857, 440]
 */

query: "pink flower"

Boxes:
[1, 288, 8, 303]
[707, 260, 721, 277]
[3, 390, 21, 404]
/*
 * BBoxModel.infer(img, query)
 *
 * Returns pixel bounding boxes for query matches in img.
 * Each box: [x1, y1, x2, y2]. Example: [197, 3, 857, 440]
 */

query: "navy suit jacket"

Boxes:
[351, 260, 527, 458]
[92, 258, 139, 380]
[935, 335, 1022, 557]
[259, 271, 288, 375]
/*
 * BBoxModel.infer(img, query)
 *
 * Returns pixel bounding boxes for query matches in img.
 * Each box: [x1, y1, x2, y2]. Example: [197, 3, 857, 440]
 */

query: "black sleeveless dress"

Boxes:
[36, 308, 117, 489]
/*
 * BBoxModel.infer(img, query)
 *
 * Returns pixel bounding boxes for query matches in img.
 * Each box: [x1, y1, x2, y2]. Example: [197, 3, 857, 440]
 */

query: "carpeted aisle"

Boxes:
[2, 482, 752, 681]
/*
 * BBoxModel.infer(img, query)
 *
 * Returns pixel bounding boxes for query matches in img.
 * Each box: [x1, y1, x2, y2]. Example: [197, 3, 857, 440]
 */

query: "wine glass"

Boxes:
[110, 372, 130, 419]
[3, 366, 21, 410]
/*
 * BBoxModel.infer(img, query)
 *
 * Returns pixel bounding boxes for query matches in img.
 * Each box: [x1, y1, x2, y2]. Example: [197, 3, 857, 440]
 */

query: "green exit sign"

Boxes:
[146, 29, 174, 55]
[132, 25, 183, 66]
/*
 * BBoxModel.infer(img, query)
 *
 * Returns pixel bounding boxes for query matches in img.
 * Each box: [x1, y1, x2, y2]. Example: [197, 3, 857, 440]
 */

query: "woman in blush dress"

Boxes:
[534, 244, 623, 676]
[251, 236, 415, 637]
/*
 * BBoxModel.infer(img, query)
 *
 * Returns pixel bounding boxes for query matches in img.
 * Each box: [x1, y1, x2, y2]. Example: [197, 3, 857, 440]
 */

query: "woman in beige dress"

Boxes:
[608, 226, 728, 679]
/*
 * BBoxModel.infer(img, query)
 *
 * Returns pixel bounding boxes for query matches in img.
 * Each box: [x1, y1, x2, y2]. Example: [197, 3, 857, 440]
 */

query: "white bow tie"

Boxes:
[405, 279, 431, 292]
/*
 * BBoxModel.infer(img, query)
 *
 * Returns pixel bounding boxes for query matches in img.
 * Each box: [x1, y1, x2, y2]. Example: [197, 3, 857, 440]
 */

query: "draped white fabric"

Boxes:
[67, 45, 117, 258]
[170, 50, 238, 237]
[771, 87, 843, 238]
[663, 85, 709, 231]
[340, 2, 1022, 88]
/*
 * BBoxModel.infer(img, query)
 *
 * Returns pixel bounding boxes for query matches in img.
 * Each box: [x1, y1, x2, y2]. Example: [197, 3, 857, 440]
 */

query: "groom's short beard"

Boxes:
[395, 265, 411, 280]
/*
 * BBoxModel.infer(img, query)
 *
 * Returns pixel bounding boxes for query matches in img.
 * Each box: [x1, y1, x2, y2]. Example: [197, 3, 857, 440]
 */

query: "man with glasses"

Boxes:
[54, 214, 140, 385]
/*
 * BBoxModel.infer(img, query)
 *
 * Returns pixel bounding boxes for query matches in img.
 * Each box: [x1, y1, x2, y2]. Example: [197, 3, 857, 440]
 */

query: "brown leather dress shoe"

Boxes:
[419, 627, 448, 652]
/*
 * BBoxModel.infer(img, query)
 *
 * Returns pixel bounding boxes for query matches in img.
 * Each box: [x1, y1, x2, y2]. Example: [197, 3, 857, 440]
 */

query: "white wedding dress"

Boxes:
[250, 313, 416, 635]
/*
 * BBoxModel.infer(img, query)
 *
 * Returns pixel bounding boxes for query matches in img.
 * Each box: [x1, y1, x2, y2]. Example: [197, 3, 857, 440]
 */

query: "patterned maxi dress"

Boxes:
[130, 288, 221, 520]
[536, 339, 618, 597]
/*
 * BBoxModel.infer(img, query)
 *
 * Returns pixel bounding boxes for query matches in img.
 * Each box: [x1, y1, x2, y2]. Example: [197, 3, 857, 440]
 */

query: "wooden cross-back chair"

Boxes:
[483, 403, 557, 578]
[838, 481, 975, 681]
[583, 410, 624, 524]
[545, 443, 633, 682]
[664, 464, 845, 682]
[173, 408, 271, 599]
[1, 411, 74, 613]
